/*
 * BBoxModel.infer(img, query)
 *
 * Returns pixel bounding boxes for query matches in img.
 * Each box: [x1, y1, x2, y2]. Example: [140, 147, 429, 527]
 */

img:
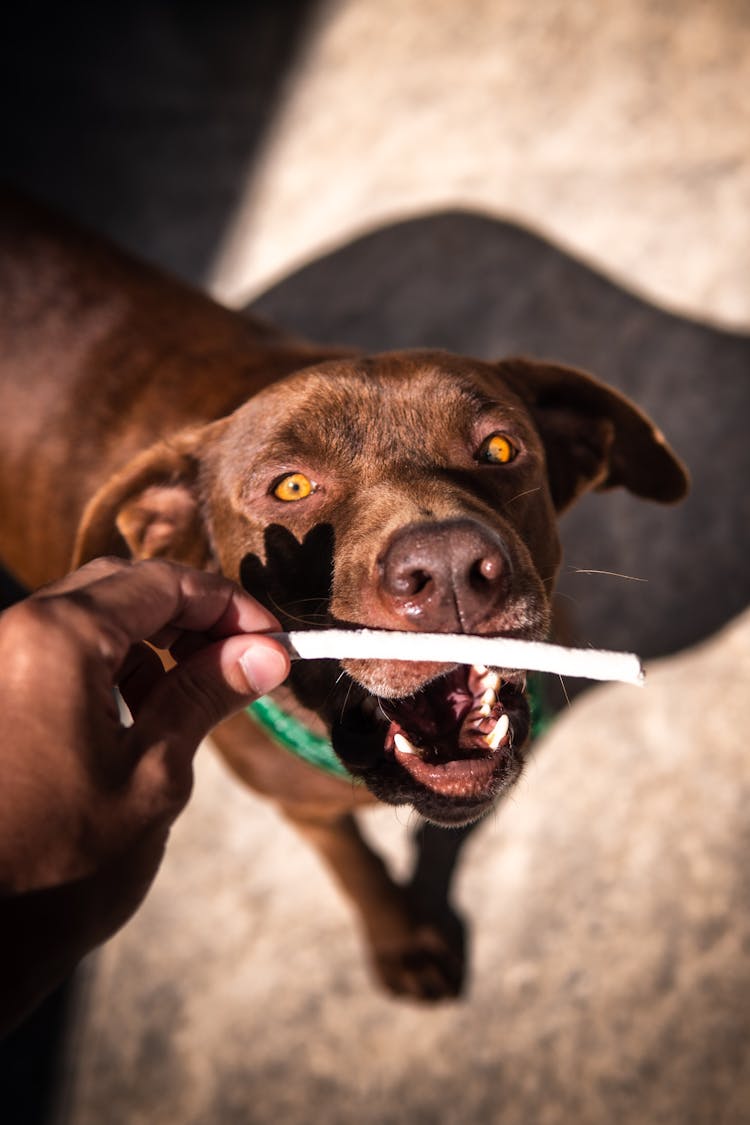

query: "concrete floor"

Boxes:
[2, 1, 749, 1122]
[211, 0, 750, 331]
[68, 613, 750, 1125]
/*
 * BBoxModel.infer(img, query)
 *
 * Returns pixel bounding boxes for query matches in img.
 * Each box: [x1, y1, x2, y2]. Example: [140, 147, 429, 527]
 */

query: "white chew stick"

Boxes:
[270, 629, 645, 686]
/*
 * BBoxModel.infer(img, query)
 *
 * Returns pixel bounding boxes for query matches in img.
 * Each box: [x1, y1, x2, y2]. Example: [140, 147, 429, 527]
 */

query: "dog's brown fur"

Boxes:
[0, 195, 688, 999]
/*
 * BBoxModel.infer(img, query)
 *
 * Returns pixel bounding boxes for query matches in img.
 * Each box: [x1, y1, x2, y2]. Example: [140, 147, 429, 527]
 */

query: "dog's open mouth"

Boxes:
[380, 665, 528, 798]
[330, 663, 531, 822]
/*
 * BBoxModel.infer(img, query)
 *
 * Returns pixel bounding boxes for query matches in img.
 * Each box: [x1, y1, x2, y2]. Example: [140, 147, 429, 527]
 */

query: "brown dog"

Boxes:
[0, 195, 688, 999]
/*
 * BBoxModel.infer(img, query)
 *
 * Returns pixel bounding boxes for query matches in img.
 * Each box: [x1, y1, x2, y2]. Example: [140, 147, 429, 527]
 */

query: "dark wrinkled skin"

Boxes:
[0, 195, 688, 999]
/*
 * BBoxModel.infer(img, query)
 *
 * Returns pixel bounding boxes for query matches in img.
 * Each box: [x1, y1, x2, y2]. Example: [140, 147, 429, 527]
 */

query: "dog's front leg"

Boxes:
[283, 808, 465, 1002]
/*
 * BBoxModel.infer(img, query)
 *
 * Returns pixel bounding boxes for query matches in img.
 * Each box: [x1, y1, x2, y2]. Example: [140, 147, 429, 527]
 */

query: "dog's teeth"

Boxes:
[481, 688, 497, 706]
[394, 732, 419, 757]
[485, 713, 510, 750]
[479, 702, 493, 718]
[481, 671, 501, 693]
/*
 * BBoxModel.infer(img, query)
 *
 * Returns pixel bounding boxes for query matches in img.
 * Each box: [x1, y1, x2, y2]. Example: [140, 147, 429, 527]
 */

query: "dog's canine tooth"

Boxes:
[479, 702, 493, 718]
[394, 732, 419, 757]
[481, 670, 501, 693]
[481, 688, 497, 706]
[485, 713, 510, 750]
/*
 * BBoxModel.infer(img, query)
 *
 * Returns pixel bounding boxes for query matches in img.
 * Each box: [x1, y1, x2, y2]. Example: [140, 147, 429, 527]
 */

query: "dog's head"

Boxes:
[74, 351, 687, 824]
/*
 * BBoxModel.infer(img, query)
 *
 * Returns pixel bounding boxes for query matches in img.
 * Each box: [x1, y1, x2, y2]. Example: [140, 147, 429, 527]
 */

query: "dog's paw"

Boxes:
[371, 921, 465, 1002]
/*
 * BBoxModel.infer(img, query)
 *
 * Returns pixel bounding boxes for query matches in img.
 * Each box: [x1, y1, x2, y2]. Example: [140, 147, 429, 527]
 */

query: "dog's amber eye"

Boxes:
[477, 432, 518, 464]
[272, 472, 316, 502]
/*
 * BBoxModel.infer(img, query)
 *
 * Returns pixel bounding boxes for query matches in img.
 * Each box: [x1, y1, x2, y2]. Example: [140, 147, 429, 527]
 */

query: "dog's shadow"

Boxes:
[249, 209, 750, 675]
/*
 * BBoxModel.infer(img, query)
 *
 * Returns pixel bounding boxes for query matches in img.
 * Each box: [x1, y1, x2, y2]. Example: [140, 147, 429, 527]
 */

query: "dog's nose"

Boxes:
[378, 519, 510, 632]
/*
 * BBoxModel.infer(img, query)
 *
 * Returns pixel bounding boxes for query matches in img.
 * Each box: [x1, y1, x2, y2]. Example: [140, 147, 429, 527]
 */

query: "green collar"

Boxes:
[527, 674, 552, 740]
[247, 675, 550, 783]
[247, 696, 357, 782]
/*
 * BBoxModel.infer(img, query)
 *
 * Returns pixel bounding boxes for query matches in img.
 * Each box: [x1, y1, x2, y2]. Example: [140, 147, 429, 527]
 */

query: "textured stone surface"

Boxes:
[66, 611, 750, 1124]
[212, 0, 750, 329]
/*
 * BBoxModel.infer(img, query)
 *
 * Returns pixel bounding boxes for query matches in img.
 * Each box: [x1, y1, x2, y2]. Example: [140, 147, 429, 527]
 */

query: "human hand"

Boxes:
[0, 557, 290, 1032]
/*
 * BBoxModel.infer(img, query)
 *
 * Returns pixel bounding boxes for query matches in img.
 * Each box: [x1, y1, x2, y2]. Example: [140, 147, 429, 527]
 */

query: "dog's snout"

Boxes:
[378, 519, 510, 632]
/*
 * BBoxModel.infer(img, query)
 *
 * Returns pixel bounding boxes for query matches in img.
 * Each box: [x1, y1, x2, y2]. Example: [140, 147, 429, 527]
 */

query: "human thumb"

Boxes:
[236, 641, 291, 698]
[127, 634, 290, 767]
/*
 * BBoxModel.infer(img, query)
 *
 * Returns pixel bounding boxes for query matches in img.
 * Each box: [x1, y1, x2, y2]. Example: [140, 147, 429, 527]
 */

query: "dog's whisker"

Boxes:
[260, 592, 290, 621]
[551, 590, 581, 607]
[280, 601, 327, 617]
[278, 598, 330, 617]
[338, 677, 355, 722]
[284, 598, 331, 610]
[264, 594, 331, 628]
[570, 567, 647, 583]
[406, 807, 422, 835]
[393, 806, 412, 829]
[504, 485, 542, 506]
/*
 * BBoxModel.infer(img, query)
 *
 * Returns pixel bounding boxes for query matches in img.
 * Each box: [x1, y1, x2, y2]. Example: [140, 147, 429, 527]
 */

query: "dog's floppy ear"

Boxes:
[72, 427, 216, 569]
[498, 357, 689, 512]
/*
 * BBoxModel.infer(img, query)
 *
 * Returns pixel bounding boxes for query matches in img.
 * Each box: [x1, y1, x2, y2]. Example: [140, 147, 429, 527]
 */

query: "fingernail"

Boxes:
[239, 645, 289, 696]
